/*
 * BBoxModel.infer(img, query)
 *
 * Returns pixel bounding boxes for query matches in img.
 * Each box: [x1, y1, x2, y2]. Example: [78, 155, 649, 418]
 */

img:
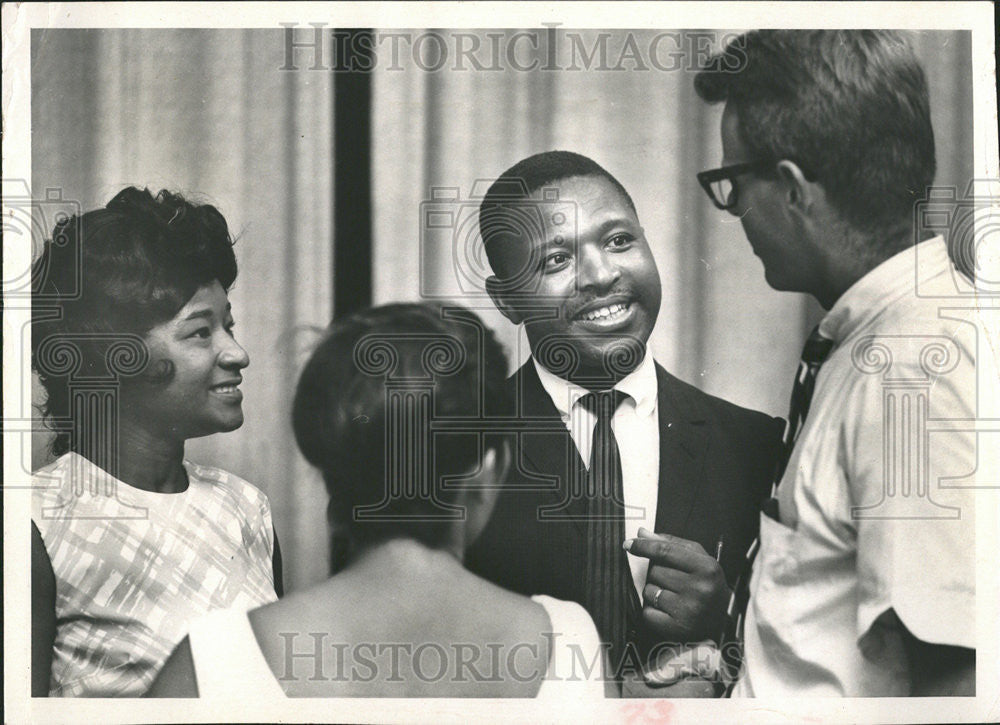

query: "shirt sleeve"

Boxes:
[845, 334, 977, 654]
[257, 488, 275, 553]
[247, 486, 276, 569]
[222, 472, 276, 575]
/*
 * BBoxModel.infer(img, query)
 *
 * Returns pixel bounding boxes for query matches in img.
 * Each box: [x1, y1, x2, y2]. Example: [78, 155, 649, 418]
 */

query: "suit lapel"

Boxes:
[509, 361, 712, 538]
[509, 362, 590, 533]
[653, 364, 709, 538]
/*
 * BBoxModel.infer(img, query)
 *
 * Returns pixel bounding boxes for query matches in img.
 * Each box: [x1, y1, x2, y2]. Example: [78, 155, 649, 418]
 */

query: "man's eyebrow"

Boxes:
[541, 216, 636, 247]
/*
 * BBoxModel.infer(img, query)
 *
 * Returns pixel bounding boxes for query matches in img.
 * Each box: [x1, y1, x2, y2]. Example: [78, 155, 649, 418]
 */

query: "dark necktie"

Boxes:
[579, 389, 634, 676]
[772, 325, 837, 486]
[720, 325, 835, 686]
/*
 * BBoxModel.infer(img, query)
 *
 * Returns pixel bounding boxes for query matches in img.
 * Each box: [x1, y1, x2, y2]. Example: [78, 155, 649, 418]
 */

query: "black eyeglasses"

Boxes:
[697, 160, 776, 211]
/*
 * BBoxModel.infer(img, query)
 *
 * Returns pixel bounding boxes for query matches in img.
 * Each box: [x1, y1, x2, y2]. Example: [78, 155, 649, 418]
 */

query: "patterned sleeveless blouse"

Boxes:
[32, 452, 278, 697]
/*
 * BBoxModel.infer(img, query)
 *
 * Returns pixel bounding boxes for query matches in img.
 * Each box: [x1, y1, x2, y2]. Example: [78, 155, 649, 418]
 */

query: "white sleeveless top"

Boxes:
[188, 594, 607, 699]
[33, 452, 278, 697]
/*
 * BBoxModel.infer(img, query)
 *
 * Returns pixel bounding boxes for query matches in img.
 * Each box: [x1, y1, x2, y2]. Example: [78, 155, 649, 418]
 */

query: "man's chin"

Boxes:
[761, 266, 804, 294]
[529, 325, 650, 382]
[569, 343, 647, 386]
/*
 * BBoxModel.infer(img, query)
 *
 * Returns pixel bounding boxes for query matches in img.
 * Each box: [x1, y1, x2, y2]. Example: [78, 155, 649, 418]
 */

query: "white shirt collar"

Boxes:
[819, 236, 948, 344]
[531, 345, 658, 419]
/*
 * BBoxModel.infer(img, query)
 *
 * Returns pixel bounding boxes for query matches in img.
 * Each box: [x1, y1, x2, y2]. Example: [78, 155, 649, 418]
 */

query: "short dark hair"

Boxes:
[479, 150, 637, 279]
[31, 187, 238, 456]
[695, 30, 935, 244]
[292, 303, 508, 553]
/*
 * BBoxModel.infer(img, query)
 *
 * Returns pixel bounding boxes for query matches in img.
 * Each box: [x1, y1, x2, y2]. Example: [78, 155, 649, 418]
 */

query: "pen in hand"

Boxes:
[624, 529, 733, 645]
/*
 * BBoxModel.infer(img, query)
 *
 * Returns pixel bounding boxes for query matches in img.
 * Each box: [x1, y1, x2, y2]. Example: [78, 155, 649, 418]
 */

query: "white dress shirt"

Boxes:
[735, 237, 981, 696]
[532, 348, 660, 597]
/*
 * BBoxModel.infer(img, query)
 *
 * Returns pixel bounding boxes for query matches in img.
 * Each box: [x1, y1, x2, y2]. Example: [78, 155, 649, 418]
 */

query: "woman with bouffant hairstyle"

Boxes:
[31, 187, 281, 697]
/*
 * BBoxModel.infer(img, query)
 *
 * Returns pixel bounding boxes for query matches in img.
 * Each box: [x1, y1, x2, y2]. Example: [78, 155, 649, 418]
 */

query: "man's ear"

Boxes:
[485, 275, 524, 325]
[776, 159, 818, 220]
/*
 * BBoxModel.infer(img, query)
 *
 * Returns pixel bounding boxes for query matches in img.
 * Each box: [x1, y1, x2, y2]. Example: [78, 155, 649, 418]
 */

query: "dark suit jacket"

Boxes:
[466, 359, 784, 651]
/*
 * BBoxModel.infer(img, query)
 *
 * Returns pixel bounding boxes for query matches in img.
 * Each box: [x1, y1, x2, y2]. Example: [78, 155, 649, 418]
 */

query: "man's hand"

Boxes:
[625, 528, 730, 644]
[621, 671, 718, 698]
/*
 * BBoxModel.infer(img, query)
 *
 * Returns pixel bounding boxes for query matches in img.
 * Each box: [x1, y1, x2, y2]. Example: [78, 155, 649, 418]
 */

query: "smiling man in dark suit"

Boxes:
[465, 151, 784, 691]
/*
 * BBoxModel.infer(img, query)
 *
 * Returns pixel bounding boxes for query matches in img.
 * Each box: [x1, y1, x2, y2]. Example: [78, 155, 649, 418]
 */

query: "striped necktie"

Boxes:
[579, 389, 635, 677]
[773, 325, 837, 486]
[720, 325, 834, 687]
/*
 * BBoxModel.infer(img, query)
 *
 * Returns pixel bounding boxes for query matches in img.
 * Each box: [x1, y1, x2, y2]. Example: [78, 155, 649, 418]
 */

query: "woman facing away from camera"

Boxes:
[149, 303, 614, 699]
[31, 187, 282, 697]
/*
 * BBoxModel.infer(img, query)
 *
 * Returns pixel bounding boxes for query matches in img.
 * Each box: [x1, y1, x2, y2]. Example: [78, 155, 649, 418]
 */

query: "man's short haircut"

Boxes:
[695, 30, 935, 244]
[479, 150, 636, 280]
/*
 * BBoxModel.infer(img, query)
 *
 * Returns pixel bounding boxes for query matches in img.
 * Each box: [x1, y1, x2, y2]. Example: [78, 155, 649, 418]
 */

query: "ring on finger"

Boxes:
[652, 587, 663, 609]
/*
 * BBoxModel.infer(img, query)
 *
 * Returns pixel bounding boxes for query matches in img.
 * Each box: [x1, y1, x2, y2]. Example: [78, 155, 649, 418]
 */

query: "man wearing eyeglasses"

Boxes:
[694, 30, 979, 697]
